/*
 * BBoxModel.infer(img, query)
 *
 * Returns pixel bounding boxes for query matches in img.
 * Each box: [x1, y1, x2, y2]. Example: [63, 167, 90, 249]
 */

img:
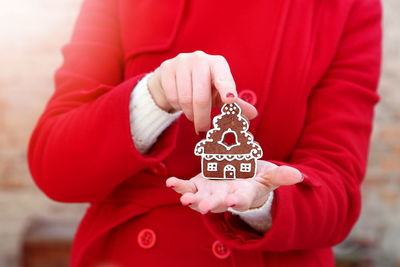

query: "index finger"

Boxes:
[209, 55, 238, 104]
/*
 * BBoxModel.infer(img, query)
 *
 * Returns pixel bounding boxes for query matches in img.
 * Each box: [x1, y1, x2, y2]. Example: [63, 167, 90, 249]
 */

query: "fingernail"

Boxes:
[229, 204, 236, 207]
[226, 93, 235, 98]
[167, 185, 175, 189]
[183, 202, 192, 206]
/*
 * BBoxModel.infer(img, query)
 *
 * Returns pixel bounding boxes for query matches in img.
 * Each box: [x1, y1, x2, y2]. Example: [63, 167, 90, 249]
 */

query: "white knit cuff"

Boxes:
[129, 73, 182, 154]
[228, 191, 274, 233]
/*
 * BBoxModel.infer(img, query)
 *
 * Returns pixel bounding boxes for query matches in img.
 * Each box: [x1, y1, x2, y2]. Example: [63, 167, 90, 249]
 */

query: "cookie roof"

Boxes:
[194, 103, 263, 160]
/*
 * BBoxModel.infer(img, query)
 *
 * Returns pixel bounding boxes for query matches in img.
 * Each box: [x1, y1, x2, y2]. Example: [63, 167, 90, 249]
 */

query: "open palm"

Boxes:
[166, 160, 303, 214]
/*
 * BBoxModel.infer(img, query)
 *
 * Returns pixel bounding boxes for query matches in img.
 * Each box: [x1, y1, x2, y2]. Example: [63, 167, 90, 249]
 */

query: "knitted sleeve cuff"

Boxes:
[228, 191, 274, 233]
[129, 73, 182, 154]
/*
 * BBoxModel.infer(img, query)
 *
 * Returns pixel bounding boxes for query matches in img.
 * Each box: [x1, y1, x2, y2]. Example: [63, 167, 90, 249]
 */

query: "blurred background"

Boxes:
[0, 0, 399, 266]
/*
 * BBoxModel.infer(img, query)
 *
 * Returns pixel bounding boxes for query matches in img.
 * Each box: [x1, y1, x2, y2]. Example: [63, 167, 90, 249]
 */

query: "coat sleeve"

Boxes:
[28, 0, 179, 203]
[202, 0, 382, 251]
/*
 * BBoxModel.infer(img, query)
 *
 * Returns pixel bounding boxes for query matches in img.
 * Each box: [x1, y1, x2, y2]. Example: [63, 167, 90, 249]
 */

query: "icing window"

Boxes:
[207, 162, 218, 172]
[240, 163, 251, 172]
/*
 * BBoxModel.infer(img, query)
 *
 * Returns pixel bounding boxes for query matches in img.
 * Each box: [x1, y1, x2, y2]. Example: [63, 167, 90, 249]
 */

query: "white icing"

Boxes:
[217, 128, 240, 150]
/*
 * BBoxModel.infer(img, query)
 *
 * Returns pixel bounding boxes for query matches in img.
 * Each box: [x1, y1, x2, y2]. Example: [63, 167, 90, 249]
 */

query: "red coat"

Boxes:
[28, 0, 382, 266]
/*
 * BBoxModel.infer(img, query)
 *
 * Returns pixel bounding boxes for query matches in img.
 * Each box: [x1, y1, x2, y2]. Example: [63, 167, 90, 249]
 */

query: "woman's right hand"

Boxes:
[147, 51, 258, 133]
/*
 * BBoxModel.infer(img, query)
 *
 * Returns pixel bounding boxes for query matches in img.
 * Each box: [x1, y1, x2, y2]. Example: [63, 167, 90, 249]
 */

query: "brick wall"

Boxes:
[0, 0, 398, 266]
[349, 1, 400, 265]
[0, 1, 85, 266]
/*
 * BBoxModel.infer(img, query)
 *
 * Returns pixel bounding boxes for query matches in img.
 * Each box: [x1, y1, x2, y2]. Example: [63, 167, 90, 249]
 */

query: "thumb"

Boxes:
[255, 165, 303, 188]
[211, 92, 258, 120]
[236, 98, 258, 120]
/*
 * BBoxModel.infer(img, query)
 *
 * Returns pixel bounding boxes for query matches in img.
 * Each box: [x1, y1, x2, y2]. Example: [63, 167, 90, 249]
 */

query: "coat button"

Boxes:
[149, 162, 168, 176]
[239, 89, 257, 105]
[137, 228, 156, 249]
[212, 240, 231, 259]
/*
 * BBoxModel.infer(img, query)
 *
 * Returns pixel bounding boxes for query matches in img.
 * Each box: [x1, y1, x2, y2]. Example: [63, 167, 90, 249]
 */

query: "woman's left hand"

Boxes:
[166, 160, 303, 214]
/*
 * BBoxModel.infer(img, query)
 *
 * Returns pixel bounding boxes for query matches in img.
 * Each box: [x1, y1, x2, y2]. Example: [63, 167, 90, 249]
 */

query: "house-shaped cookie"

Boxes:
[194, 103, 263, 179]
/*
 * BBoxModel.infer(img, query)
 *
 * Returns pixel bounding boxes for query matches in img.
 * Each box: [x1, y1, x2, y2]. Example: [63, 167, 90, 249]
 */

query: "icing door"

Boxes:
[224, 165, 236, 179]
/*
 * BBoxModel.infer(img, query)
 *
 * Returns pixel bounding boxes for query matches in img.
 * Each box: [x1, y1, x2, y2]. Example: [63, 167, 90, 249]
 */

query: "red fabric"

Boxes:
[28, 0, 382, 266]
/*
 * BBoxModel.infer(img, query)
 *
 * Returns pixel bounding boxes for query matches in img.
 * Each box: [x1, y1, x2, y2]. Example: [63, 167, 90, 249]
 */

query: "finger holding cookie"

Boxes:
[147, 51, 258, 134]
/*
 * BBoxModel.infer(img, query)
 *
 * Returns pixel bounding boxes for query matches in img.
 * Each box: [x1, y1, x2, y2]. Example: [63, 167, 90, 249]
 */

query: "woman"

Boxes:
[28, 0, 382, 266]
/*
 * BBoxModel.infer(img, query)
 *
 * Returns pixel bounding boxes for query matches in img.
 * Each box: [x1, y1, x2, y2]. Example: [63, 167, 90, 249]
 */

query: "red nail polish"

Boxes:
[226, 93, 235, 98]
[229, 204, 236, 207]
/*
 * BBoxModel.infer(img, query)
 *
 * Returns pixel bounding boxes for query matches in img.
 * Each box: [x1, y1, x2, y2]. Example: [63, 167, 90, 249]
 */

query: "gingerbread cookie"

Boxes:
[194, 103, 263, 179]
